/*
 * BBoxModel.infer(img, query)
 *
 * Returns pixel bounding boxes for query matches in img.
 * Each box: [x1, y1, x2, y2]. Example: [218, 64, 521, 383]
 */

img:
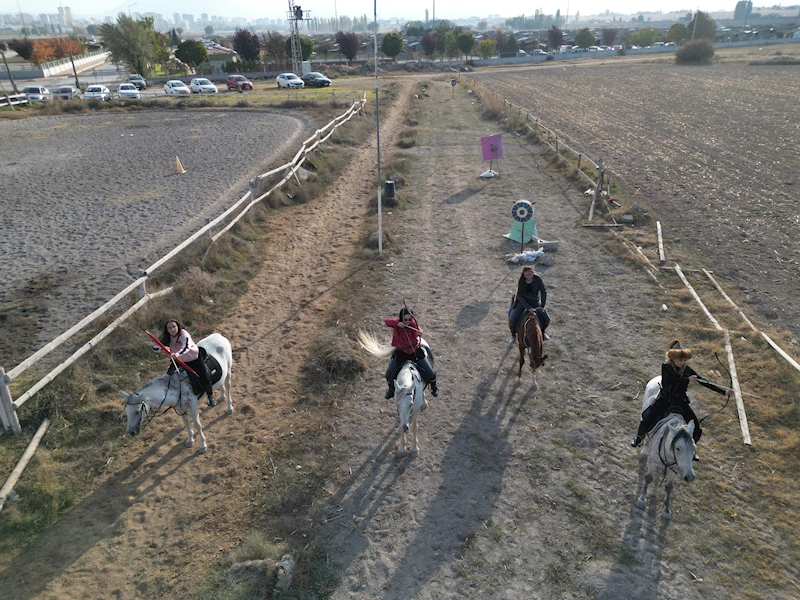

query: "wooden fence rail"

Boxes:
[0, 95, 367, 435]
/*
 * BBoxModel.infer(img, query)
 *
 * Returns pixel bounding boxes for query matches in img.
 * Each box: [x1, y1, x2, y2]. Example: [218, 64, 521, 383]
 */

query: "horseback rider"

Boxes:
[153, 319, 216, 407]
[632, 340, 734, 453]
[509, 265, 550, 343]
[384, 307, 438, 399]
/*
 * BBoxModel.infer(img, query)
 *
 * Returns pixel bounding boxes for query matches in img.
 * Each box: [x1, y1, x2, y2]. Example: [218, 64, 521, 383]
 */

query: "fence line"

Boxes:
[0, 94, 367, 435]
[462, 77, 606, 212]
[0, 94, 29, 108]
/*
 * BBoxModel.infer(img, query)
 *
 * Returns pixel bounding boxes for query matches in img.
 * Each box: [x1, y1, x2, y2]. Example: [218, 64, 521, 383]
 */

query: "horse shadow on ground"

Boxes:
[0, 412, 227, 600]
[325, 347, 535, 599]
[593, 454, 672, 600]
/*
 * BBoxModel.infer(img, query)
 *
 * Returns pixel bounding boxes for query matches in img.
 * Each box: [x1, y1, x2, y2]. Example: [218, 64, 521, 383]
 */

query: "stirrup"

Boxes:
[430, 385, 439, 398]
[385, 388, 394, 399]
[631, 436, 642, 448]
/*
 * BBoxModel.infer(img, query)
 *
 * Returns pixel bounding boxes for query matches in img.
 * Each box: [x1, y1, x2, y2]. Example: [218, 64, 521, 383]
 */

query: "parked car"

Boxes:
[189, 78, 218, 94]
[532, 49, 547, 55]
[83, 85, 111, 101]
[276, 73, 304, 89]
[20, 85, 50, 102]
[164, 80, 191, 96]
[117, 83, 141, 100]
[52, 85, 81, 101]
[517, 49, 527, 56]
[226, 74, 253, 91]
[299, 72, 331, 87]
[127, 74, 147, 90]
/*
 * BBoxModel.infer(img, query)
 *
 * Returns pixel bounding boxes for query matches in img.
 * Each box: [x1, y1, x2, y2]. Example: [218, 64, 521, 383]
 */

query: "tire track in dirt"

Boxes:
[2, 79, 416, 600]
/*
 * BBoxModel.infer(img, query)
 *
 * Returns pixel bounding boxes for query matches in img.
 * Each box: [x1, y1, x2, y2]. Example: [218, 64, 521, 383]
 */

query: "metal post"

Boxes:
[374, 0, 382, 254]
[69, 51, 80, 90]
[0, 367, 22, 435]
[138, 271, 147, 299]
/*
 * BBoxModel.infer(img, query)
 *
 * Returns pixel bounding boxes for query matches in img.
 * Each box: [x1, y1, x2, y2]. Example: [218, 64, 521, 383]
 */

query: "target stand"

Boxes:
[504, 200, 536, 251]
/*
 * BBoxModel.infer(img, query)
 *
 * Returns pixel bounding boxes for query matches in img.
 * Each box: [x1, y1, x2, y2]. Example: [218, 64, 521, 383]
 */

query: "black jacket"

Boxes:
[661, 362, 727, 403]
[515, 275, 547, 310]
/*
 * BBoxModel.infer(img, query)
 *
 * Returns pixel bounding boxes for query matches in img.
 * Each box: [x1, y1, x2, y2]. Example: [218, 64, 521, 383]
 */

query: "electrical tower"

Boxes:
[287, 2, 311, 74]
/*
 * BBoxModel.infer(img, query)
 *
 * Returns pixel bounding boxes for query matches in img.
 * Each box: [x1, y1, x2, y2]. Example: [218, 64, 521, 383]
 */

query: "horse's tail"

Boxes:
[357, 330, 394, 358]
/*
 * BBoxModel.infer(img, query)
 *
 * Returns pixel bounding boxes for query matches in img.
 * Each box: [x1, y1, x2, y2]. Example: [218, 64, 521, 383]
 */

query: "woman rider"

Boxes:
[154, 319, 216, 407]
[509, 265, 550, 343]
[383, 307, 438, 399]
[632, 340, 734, 456]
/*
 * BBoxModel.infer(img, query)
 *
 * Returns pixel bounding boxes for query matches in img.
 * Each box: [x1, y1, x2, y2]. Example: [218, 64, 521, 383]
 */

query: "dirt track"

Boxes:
[2, 72, 799, 599]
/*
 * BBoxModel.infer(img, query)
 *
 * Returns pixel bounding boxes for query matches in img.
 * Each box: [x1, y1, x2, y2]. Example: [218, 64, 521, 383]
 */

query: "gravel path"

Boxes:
[0, 108, 307, 366]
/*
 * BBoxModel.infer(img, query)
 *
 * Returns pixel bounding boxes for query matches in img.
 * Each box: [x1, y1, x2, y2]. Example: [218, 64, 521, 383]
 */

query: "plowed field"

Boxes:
[473, 61, 800, 340]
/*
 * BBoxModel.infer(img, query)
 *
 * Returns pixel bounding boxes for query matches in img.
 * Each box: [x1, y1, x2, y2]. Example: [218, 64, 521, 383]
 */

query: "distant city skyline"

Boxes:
[1, 0, 751, 24]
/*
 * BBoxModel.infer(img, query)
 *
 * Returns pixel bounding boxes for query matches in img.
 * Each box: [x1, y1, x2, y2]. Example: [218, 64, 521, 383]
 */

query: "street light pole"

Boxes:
[374, 0, 382, 254]
[128, 3, 137, 17]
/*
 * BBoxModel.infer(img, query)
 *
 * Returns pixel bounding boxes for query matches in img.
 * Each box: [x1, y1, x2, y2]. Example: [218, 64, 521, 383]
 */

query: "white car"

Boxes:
[117, 83, 141, 100]
[84, 85, 111, 101]
[276, 73, 304, 89]
[164, 80, 191, 96]
[21, 85, 50, 102]
[189, 78, 218, 94]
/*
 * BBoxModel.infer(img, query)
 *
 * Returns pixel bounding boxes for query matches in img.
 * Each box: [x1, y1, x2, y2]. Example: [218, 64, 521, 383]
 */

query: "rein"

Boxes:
[126, 374, 189, 431]
[652, 417, 691, 481]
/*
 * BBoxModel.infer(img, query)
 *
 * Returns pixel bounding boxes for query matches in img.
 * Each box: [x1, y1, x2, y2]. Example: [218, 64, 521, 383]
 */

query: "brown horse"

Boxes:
[516, 309, 548, 377]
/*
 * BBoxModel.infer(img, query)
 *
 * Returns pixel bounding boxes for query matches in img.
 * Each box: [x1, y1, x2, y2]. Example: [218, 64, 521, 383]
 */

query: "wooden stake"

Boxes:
[656, 221, 666, 265]
[0, 419, 50, 511]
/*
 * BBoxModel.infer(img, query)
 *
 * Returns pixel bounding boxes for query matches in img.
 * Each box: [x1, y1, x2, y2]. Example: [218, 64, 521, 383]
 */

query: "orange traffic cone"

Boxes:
[175, 156, 186, 174]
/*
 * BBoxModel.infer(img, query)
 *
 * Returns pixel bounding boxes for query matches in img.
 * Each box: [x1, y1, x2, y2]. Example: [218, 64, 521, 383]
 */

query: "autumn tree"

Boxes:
[381, 32, 403, 61]
[233, 28, 261, 61]
[420, 31, 437, 57]
[547, 26, 564, 51]
[335, 30, 359, 63]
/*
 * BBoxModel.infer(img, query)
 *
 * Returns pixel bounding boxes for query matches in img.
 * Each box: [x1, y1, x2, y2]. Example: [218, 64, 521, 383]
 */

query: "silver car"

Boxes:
[21, 85, 50, 102]
[84, 85, 111, 101]
[52, 85, 81, 101]
[117, 83, 141, 100]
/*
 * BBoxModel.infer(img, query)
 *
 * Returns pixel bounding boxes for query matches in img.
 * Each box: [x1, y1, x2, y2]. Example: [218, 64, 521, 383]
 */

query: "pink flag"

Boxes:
[481, 134, 503, 161]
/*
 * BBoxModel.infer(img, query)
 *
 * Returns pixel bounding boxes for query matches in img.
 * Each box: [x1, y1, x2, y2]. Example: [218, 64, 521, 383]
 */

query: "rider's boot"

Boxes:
[508, 332, 516, 344]
[206, 384, 217, 407]
[543, 331, 551, 341]
[385, 383, 395, 399]
[631, 436, 642, 448]
[430, 380, 439, 398]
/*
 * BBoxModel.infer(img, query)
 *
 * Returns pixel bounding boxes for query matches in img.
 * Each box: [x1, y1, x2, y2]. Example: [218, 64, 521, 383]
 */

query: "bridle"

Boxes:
[125, 373, 188, 431]
[651, 417, 693, 480]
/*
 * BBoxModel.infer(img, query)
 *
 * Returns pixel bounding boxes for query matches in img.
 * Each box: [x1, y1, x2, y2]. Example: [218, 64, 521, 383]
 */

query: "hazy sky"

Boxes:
[3, 0, 736, 21]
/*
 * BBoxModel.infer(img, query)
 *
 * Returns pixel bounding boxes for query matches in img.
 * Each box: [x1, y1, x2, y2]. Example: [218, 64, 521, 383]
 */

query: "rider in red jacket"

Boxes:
[384, 307, 438, 399]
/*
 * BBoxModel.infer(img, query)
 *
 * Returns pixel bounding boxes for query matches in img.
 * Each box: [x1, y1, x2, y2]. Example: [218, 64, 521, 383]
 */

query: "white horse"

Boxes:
[120, 333, 233, 454]
[635, 375, 697, 519]
[358, 331, 428, 457]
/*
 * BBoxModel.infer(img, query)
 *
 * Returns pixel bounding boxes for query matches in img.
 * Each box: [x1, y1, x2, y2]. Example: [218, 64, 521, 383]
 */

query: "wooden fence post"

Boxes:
[0, 368, 22, 435]
[589, 159, 604, 222]
[555, 136, 559, 155]
[577, 153, 582, 172]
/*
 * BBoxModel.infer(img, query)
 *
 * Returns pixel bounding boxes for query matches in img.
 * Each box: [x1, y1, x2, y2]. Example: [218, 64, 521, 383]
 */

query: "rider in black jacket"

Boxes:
[508, 265, 550, 343]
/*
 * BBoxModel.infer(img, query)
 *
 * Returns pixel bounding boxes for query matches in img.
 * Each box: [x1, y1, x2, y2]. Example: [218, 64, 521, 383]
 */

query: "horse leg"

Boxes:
[409, 407, 419, 456]
[398, 425, 407, 458]
[182, 410, 195, 449]
[191, 403, 208, 454]
[224, 371, 234, 415]
[517, 343, 524, 378]
[636, 472, 652, 510]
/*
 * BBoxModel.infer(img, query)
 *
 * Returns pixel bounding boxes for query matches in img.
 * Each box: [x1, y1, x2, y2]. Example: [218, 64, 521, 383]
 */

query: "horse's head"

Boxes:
[530, 354, 548, 373]
[395, 386, 414, 432]
[120, 390, 149, 436]
[668, 421, 696, 483]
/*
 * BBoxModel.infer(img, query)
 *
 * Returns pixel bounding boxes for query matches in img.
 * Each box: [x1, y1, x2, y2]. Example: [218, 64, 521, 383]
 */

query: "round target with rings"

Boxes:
[511, 200, 534, 223]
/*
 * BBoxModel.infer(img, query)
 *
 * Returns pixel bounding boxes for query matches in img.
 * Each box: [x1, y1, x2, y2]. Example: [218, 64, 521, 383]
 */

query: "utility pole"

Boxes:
[1, 50, 19, 94]
[374, 0, 382, 253]
[69, 51, 80, 89]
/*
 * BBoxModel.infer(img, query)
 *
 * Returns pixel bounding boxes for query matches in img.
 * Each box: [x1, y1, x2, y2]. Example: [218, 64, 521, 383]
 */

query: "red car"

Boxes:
[226, 75, 254, 91]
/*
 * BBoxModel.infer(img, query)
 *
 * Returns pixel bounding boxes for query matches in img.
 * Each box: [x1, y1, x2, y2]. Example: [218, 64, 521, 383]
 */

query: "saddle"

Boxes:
[511, 307, 544, 337]
[185, 347, 222, 397]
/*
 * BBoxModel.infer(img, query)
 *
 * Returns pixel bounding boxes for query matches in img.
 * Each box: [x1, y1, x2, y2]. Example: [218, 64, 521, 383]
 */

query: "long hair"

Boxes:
[159, 319, 184, 346]
[517, 266, 535, 288]
[398, 306, 414, 320]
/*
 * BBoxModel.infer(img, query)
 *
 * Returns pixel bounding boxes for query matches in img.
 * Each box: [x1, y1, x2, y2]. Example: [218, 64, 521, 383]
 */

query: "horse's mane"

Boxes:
[358, 330, 394, 358]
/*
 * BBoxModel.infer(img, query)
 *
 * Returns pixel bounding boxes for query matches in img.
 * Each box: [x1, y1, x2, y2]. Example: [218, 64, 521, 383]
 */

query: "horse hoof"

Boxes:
[198, 446, 207, 454]
[397, 449, 406, 458]
[185, 440, 194, 448]
[636, 498, 646, 510]
[226, 407, 234, 415]
[663, 510, 672, 520]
